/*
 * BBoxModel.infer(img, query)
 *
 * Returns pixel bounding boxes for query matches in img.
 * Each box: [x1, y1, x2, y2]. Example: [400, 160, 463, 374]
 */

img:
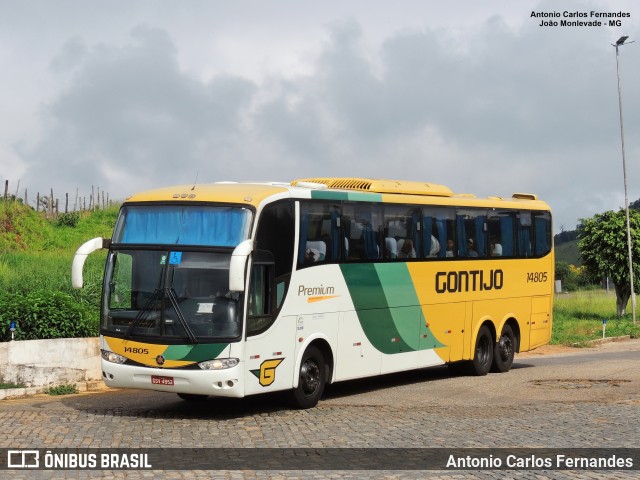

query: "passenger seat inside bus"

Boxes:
[385, 237, 397, 259]
[305, 240, 326, 262]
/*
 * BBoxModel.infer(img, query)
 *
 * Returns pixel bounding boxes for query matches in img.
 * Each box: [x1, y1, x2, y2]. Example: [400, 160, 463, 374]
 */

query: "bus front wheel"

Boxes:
[291, 345, 326, 409]
[491, 325, 515, 373]
[470, 326, 493, 376]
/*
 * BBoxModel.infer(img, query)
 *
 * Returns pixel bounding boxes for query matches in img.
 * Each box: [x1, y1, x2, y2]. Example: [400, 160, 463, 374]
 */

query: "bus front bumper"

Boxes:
[101, 360, 245, 398]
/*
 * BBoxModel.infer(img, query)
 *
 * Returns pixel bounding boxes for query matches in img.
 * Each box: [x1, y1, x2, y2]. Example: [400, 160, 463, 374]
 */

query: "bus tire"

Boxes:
[470, 325, 493, 376]
[291, 345, 326, 409]
[492, 324, 515, 373]
[177, 393, 208, 401]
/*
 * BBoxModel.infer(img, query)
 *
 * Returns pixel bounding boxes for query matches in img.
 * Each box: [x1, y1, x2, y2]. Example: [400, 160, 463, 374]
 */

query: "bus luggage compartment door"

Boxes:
[530, 295, 551, 348]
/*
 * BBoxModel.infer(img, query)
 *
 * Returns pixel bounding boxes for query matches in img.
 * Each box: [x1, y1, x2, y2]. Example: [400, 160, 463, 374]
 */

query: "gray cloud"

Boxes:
[21, 26, 257, 192]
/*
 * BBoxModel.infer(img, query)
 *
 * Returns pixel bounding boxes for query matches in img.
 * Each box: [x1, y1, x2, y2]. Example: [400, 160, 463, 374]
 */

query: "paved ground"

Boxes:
[1, 338, 639, 479]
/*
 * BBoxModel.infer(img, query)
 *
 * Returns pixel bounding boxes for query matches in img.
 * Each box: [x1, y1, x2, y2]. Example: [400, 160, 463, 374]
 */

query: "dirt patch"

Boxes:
[517, 344, 579, 357]
[517, 336, 635, 358]
[531, 379, 631, 389]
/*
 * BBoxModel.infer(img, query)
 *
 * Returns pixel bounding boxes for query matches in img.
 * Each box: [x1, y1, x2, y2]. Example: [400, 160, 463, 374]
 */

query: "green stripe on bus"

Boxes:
[310, 191, 383, 202]
[374, 264, 419, 307]
[374, 264, 422, 351]
[340, 263, 445, 353]
[164, 343, 229, 362]
[340, 263, 412, 354]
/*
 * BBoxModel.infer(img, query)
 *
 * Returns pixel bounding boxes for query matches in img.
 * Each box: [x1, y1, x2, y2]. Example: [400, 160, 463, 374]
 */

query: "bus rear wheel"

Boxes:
[470, 325, 493, 376]
[491, 325, 515, 373]
[291, 345, 326, 409]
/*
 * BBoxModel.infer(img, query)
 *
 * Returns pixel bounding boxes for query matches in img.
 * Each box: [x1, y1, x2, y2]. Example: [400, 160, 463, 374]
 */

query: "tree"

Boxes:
[629, 198, 640, 210]
[578, 209, 640, 316]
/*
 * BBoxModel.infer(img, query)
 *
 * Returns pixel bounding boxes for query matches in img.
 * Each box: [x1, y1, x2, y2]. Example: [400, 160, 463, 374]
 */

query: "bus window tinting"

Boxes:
[424, 207, 456, 259]
[383, 206, 420, 260]
[296, 202, 551, 268]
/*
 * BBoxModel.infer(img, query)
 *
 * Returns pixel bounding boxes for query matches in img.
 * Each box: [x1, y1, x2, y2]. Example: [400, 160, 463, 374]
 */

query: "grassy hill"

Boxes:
[555, 239, 580, 265]
[1, 201, 117, 252]
[0, 201, 119, 340]
[0, 201, 118, 291]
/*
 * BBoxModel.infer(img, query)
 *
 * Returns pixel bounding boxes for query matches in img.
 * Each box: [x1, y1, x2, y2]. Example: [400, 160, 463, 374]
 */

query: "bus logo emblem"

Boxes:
[250, 358, 284, 387]
[156, 355, 165, 366]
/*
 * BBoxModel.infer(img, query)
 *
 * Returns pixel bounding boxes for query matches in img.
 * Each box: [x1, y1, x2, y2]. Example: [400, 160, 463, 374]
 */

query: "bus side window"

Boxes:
[424, 208, 456, 259]
[383, 205, 418, 260]
[533, 211, 552, 256]
[354, 204, 382, 261]
[487, 211, 515, 257]
[298, 202, 342, 267]
[246, 262, 275, 336]
[517, 211, 533, 257]
[255, 200, 294, 309]
[343, 204, 383, 261]
[456, 209, 487, 258]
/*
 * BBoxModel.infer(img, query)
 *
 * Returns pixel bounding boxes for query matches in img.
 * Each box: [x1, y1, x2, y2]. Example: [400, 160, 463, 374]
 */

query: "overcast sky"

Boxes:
[1, 0, 639, 232]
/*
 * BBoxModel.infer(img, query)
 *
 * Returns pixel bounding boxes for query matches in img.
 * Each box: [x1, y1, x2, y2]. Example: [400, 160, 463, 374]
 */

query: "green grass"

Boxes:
[553, 290, 640, 345]
[46, 384, 78, 395]
[1, 201, 118, 339]
[0, 382, 25, 389]
[0, 202, 117, 296]
[1, 201, 118, 253]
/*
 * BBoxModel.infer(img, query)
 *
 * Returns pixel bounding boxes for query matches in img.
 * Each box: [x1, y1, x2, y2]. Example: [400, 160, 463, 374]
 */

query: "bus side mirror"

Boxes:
[72, 237, 110, 288]
[229, 240, 253, 292]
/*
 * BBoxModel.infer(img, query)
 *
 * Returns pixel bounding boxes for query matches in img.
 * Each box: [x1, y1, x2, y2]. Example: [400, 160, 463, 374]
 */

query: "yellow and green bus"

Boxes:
[72, 178, 553, 408]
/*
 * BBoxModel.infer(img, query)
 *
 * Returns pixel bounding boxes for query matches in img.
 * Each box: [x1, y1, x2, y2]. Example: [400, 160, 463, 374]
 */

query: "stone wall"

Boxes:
[0, 338, 101, 394]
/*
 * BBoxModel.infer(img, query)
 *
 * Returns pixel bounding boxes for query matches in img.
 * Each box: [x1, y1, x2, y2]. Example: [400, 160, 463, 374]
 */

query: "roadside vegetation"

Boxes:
[46, 384, 79, 396]
[0, 200, 117, 340]
[0, 382, 25, 389]
[553, 290, 640, 345]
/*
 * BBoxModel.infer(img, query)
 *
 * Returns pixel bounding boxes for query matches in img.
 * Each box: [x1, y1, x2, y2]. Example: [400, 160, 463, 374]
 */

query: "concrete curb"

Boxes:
[0, 380, 107, 400]
[572, 335, 631, 347]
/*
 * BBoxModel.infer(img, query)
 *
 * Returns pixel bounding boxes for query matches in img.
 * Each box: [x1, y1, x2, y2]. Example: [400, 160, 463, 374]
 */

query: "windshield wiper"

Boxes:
[125, 288, 162, 339]
[166, 288, 198, 344]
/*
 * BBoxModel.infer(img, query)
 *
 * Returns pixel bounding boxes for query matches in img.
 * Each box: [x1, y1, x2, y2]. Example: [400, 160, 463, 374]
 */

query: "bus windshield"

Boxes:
[113, 205, 253, 247]
[102, 250, 240, 341]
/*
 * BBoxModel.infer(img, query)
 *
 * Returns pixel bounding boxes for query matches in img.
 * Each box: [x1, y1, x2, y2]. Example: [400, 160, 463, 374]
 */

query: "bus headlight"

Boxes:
[198, 358, 239, 370]
[101, 349, 127, 364]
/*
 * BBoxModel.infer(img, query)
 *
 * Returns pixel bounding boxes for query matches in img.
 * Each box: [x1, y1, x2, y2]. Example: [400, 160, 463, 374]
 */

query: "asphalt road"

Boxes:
[1, 339, 639, 479]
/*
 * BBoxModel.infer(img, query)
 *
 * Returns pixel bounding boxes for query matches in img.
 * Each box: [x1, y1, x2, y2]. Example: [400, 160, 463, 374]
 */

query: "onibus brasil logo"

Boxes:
[250, 358, 284, 387]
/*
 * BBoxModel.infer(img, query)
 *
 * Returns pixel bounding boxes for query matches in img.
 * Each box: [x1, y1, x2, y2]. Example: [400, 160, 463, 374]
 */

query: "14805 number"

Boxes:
[527, 272, 548, 283]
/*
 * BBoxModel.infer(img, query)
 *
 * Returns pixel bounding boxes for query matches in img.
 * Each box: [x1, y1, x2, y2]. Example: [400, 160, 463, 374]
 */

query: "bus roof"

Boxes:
[123, 178, 550, 211]
[123, 182, 291, 207]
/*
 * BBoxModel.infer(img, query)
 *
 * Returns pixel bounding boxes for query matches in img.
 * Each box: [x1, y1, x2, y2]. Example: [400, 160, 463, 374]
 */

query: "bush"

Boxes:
[555, 261, 598, 291]
[0, 290, 98, 342]
[47, 384, 78, 395]
[56, 212, 80, 228]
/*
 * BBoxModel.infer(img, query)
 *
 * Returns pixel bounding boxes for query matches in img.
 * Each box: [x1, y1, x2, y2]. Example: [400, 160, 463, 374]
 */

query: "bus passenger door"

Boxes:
[244, 256, 295, 396]
[530, 295, 551, 348]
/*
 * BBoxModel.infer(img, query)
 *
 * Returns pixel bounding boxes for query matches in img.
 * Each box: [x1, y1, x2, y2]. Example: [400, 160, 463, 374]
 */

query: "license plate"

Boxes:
[151, 375, 174, 386]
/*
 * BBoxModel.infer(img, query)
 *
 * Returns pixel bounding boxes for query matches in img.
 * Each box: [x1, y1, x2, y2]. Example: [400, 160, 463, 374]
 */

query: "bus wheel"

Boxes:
[177, 393, 208, 402]
[470, 325, 493, 376]
[292, 345, 326, 409]
[492, 325, 515, 373]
